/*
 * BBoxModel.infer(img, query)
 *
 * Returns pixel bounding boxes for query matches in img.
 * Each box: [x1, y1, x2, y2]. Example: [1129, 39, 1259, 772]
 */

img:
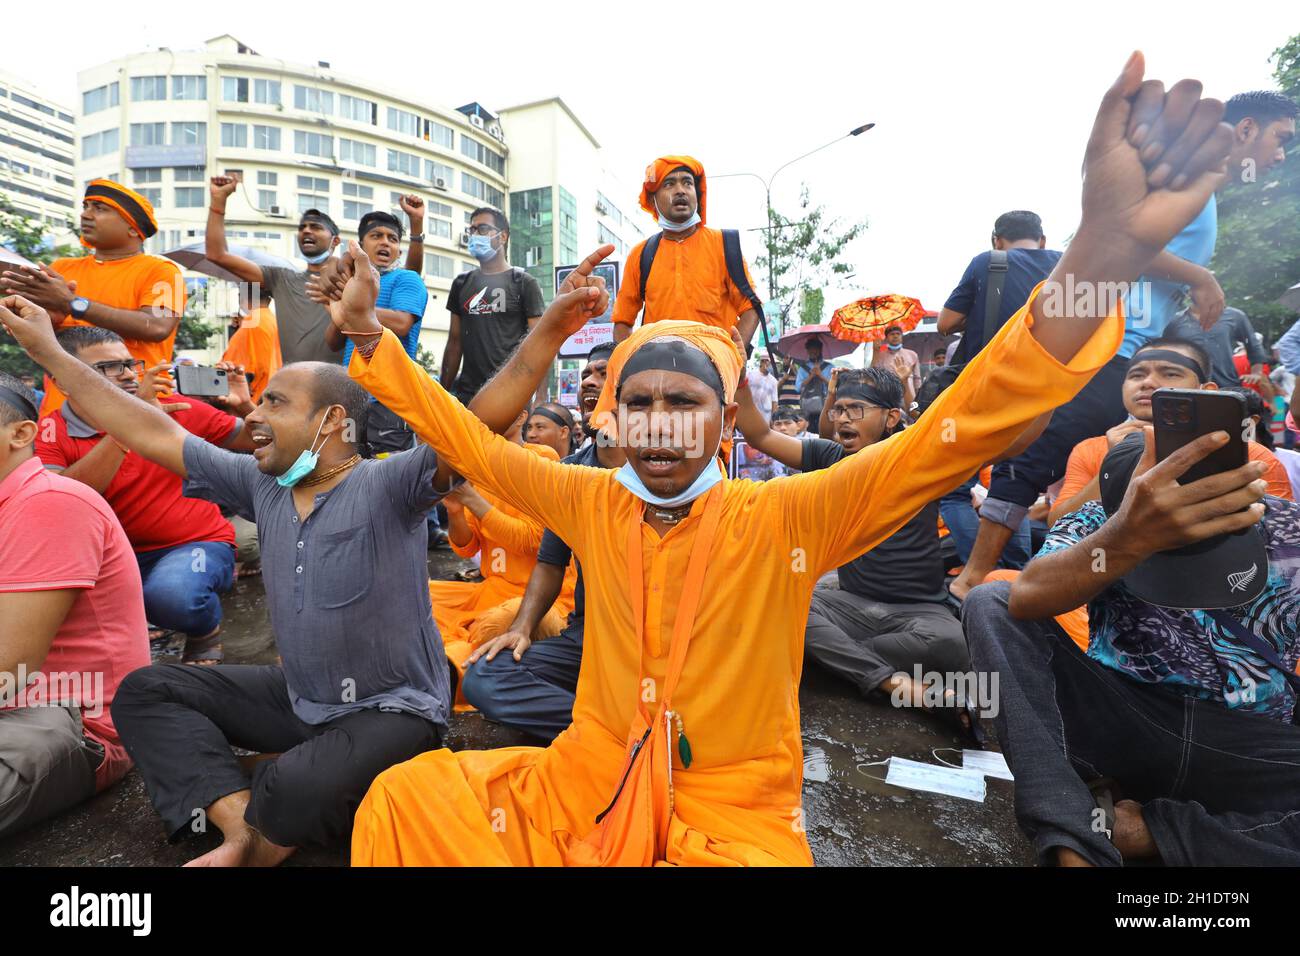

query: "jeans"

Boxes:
[939, 478, 1032, 568]
[964, 581, 1300, 866]
[136, 541, 235, 637]
[461, 623, 583, 742]
[112, 664, 441, 847]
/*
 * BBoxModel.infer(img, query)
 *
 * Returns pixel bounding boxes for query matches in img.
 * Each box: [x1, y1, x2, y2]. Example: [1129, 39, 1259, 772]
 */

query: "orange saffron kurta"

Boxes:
[348, 285, 1124, 866]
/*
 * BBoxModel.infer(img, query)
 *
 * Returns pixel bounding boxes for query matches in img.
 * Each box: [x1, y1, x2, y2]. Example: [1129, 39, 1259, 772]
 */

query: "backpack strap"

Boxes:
[1205, 610, 1300, 695]
[984, 249, 1010, 336]
[721, 228, 773, 364]
[448, 271, 469, 315]
[638, 233, 663, 320]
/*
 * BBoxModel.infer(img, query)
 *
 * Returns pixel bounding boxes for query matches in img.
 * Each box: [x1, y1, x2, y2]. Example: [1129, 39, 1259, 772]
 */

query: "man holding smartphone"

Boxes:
[967, 430, 1300, 866]
[34, 327, 257, 665]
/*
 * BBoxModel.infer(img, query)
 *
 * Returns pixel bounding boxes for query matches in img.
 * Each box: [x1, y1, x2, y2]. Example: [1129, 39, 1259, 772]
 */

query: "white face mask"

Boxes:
[657, 210, 701, 233]
[859, 756, 987, 802]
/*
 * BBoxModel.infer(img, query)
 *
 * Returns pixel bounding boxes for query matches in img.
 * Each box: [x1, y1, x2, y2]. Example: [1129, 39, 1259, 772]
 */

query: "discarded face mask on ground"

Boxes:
[857, 756, 988, 803]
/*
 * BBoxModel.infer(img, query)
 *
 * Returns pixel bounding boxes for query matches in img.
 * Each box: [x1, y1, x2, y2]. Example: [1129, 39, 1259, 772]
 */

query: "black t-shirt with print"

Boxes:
[449, 267, 545, 401]
[800, 437, 945, 604]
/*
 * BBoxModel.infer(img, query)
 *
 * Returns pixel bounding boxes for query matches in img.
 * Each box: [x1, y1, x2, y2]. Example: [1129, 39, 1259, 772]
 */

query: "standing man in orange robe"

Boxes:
[333, 55, 1233, 866]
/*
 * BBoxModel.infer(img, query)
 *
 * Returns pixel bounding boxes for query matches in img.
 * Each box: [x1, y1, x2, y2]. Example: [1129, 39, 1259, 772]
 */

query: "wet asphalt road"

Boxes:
[0, 552, 1035, 867]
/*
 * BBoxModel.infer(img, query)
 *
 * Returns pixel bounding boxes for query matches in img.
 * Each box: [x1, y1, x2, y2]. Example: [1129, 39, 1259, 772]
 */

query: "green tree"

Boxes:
[175, 281, 219, 351]
[0, 194, 82, 378]
[756, 184, 868, 333]
[1211, 32, 1300, 346]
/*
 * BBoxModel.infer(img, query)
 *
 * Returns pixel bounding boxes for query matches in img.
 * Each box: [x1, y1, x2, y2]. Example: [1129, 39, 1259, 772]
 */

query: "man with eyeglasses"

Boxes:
[441, 207, 545, 406]
[735, 366, 974, 736]
[34, 327, 257, 665]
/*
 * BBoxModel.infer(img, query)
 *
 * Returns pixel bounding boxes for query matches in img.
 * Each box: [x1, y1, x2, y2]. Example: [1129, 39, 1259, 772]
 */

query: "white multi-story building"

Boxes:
[0, 70, 77, 246]
[74, 34, 509, 357]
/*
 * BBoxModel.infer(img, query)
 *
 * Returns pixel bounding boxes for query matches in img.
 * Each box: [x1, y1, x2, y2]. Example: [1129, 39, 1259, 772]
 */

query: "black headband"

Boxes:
[531, 407, 571, 429]
[84, 183, 157, 238]
[836, 383, 898, 408]
[0, 385, 38, 422]
[617, 340, 726, 404]
[1129, 349, 1206, 382]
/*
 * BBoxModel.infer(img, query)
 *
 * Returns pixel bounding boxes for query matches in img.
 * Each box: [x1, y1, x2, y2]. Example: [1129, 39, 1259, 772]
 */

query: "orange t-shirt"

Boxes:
[1058, 433, 1294, 506]
[611, 226, 759, 332]
[40, 253, 186, 416]
[222, 307, 282, 403]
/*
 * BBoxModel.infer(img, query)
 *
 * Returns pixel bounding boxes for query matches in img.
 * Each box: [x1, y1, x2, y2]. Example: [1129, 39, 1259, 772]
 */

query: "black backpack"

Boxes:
[448, 266, 528, 318]
[638, 229, 772, 360]
[915, 250, 1009, 415]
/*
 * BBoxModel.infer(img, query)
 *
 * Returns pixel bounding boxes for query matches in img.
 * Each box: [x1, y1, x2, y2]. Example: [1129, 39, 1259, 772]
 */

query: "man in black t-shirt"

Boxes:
[440, 207, 545, 405]
[735, 366, 973, 734]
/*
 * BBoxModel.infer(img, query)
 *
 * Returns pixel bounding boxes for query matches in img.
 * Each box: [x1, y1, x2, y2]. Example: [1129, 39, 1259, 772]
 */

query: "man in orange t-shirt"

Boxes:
[1051, 335, 1293, 525]
[611, 155, 762, 349]
[0, 180, 184, 416]
[222, 286, 282, 404]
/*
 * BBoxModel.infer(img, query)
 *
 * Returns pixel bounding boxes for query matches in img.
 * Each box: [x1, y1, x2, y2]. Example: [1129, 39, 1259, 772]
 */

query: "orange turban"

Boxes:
[591, 319, 743, 447]
[639, 155, 707, 225]
[81, 179, 159, 249]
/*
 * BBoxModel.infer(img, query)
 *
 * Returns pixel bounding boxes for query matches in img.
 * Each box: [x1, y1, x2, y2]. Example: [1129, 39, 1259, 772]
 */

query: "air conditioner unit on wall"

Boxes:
[268, 205, 286, 217]
[469, 114, 485, 129]
[433, 177, 448, 191]
[488, 123, 503, 140]
[595, 201, 609, 216]
[458, 233, 469, 248]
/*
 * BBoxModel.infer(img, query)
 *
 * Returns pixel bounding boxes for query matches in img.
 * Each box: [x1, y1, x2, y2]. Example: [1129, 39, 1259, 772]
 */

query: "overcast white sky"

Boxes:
[9, 0, 1294, 311]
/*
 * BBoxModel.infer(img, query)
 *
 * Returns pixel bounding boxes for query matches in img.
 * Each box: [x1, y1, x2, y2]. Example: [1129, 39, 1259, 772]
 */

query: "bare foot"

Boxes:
[1113, 800, 1159, 860]
[1056, 846, 1095, 867]
[947, 572, 979, 602]
[184, 824, 296, 868]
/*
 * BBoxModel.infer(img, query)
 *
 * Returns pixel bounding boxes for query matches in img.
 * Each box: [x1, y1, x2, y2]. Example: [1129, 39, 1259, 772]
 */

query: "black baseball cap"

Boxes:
[1098, 433, 1268, 609]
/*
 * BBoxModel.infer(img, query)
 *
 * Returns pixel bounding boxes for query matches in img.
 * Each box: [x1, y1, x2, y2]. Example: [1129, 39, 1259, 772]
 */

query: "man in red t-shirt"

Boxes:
[0, 371, 149, 837]
[36, 327, 256, 664]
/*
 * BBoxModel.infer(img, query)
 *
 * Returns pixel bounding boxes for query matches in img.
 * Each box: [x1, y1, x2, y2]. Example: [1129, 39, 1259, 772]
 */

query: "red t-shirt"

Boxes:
[36, 400, 238, 552]
[0, 456, 150, 791]
[1233, 353, 1271, 397]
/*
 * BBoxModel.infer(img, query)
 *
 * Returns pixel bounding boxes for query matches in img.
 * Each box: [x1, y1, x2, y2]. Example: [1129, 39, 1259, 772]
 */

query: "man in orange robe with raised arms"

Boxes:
[328, 55, 1235, 866]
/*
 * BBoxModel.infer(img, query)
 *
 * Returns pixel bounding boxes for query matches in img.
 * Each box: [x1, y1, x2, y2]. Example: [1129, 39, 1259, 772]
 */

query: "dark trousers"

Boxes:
[987, 354, 1128, 510]
[111, 664, 440, 848]
[805, 588, 969, 694]
[362, 402, 415, 458]
[460, 625, 583, 742]
[965, 581, 1300, 866]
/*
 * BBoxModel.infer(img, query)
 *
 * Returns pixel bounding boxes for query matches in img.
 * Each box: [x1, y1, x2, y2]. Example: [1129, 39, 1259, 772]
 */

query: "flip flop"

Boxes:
[182, 631, 224, 666]
[936, 690, 987, 747]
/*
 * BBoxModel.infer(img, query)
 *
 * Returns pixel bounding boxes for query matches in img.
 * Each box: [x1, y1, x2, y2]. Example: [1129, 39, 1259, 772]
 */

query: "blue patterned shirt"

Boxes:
[1039, 497, 1300, 721]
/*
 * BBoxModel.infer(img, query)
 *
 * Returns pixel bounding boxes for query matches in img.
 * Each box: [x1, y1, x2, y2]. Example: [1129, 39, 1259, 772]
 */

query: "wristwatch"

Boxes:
[409, 233, 425, 243]
[69, 296, 91, 319]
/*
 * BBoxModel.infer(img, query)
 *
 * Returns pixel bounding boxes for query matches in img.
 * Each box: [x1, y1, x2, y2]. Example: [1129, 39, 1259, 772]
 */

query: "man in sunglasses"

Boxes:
[734, 366, 974, 736]
[441, 207, 545, 405]
[34, 327, 257, 665]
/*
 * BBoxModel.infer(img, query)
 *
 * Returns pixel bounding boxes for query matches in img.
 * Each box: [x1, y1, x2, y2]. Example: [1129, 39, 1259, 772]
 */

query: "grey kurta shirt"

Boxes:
[181, 436, 450, 729]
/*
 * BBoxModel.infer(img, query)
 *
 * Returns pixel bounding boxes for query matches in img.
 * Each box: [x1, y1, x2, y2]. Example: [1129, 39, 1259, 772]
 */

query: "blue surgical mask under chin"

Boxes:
[276, 411, 332, 488]
[887, 342, 902, 351]
[615, 454, 724, 509]
[467, 235, 497, 261]
[657, 211, 701, 233]
[303, 247, 334, 266]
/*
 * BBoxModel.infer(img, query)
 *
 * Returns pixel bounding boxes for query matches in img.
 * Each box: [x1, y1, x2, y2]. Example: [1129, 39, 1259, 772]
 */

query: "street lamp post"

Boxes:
[714, 122, 875, 333]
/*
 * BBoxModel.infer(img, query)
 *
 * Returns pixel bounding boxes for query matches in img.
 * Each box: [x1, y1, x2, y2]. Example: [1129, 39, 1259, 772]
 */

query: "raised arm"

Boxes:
[0, 265, 180, 344]
[734, 372, 803, 471]
[330, 242, 605, 538]
[205, 177, 266, 286]
[1, 296, 190, 476]
[400, 194, 426, 274]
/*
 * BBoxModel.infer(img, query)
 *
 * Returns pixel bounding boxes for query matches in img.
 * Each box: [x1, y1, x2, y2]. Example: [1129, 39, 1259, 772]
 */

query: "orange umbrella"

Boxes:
[830, 294, 927, 343]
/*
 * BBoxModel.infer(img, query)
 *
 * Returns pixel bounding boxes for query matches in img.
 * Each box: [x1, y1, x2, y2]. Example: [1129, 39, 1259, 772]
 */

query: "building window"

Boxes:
[339, 94, 376, 124]
[424, 119, 454, 149]
[425, 253, 455, 279]
[174, 166, 205, 182]
[461, 172, 504, 209]
[253, 125, 281, 151]
[387, 148, 420, 178]
[297, 175, 329, 214]
[254, 79, 280, 105]
[428, 199, 453, 219]
[257, 171, 278, 186]
[132, 167, 162, 184]
[220, 123, 248, 148]
[597, 192, 623, 227]
[294, 85, 333, 114]
[427, 218, 452, 240]
[222, 77, 249, 103]
[174, 187, 204, 208]
[424, 160, 453, 187]
[81, 128, 119, 159]
[137, 187, 162, 208]
[129, 122, 165, 147]
[171, 122, 206, 146]
[460, 137, 505, 175]
[171, 76, 207, 100]
[258, 189, 277, 210]
[343, 200, 372, 221]
[597, 223, 625, 257]
[82, 83, 119, 115]
[294, 130, 333, 158]
[339, 138, 376, 167]
[386, 107, 419, 137]
[130, 76, 167, 101]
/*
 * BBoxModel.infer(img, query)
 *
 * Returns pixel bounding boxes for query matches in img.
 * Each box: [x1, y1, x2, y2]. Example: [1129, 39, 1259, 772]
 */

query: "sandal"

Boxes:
[938, 690, 987, 747]
[182, 630, 224, 666]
